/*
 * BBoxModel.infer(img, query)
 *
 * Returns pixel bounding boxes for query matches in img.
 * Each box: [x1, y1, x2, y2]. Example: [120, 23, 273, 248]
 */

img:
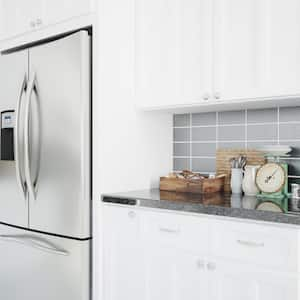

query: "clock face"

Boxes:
[256, 163, 286, 193]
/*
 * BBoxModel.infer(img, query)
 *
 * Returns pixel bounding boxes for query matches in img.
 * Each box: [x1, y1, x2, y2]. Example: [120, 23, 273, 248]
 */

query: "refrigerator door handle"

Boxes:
[24, 72, 41, 200]
[0, 234, 69, 256]
[15, 74, 28, 200]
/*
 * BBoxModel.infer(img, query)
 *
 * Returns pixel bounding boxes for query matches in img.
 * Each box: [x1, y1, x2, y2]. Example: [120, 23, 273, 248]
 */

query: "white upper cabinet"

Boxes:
[213, 0, 267, 101]
[135, 0, 213, 108]
[265, 0, 300, 96]
[0, 0, 93, 40]
[136, 0, 300, 109]
[45, 0, 93, 27]
[0, 0, 45, 39]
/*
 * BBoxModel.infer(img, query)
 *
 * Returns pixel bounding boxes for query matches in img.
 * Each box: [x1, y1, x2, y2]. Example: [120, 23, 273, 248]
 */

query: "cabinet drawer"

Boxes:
[211, 220, 299, 272]
[141, 210, 210, 253]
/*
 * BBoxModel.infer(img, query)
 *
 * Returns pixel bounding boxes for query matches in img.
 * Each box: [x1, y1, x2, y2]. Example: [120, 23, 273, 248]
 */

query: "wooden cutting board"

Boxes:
[216, 149, 266, 192]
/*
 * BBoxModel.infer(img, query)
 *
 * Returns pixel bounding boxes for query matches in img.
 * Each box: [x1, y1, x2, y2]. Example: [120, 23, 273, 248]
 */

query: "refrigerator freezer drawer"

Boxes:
[0, 224, 90, 300]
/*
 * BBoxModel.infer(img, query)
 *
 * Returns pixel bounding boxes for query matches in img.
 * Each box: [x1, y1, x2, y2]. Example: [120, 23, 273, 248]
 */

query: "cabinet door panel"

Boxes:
[0, 0, 18, 39]
[265, 0, 300, 96]
[103, 206, 144, 300]
[210, 260, 298, 300]
[145, 247, 208, 300]
[136, 0, 212, 108]
[46, 0, 92, 26]
[0, 0, 44, 39]
[214, 0, 266, 100]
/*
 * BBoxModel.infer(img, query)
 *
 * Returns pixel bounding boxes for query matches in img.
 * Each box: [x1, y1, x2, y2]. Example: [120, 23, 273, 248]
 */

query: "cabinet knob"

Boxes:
[196, 260, 205, 270]
[214, 93, 221, 100]
[203, 93, 210, 101]
[206, 262, 216, 271]
[30, 21, 36, 28]
[128, 211, 136, 219]
[36, 18, 43, 26]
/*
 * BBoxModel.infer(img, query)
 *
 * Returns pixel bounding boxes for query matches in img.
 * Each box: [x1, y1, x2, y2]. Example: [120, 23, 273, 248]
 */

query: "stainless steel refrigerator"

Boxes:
[0, 31, 91, 300]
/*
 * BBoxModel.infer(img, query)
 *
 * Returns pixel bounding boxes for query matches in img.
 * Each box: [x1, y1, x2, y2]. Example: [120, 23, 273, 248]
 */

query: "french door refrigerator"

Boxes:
[0, 30, 91, 300]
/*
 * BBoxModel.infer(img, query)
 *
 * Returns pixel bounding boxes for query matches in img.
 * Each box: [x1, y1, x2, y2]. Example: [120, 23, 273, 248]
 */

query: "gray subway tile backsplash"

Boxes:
[192, 143, 216, 157]
[192, 158, 216, 173]
[174, 114, 190, 127]
[174, 128, 190, 142]
[192, 127, 216, 141]
[192, 112, 216, 126]
[174, 158, 190, 171]
[218, 110, 245, 125]
[247, 141, 277, 150]
[280, 124, 300, 140]
[174, 143, 190, 157]
[247, 108, 278, 123]
[247, 124, 278, 140]
[218, 125, 245, 141]
[173, 106, 300, 175]
[218, 142, 246, 149]
[279, 106, 300, 122]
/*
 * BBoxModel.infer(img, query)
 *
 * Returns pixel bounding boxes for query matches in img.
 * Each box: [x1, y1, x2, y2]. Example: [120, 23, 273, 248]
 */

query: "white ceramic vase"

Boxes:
[242, 165, 260, 196]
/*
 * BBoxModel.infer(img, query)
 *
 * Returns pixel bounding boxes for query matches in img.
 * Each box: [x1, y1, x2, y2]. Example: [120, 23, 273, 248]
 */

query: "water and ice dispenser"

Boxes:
[1, 110, 15, 161]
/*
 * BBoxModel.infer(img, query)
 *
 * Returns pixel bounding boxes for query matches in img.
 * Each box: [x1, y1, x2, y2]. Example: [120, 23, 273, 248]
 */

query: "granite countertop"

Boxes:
[102, 189, 300, 226]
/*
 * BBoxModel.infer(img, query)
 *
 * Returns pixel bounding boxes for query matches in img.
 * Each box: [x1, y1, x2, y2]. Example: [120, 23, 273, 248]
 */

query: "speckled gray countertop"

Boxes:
[102, 189, 300, 226]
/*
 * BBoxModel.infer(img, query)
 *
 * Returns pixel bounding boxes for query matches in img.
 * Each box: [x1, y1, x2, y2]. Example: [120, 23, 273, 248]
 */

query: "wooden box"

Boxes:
[160, 175, 225, 194]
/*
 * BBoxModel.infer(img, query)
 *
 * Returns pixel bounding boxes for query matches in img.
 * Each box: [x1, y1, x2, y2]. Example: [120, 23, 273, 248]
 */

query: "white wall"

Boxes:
[92, 1, 172, 300]
[93, 0, 172, 196]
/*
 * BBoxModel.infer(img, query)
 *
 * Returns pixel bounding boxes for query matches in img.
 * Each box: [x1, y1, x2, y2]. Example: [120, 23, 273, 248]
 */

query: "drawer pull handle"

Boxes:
[128, 211, 136, 219]
[237, 239, 264, 248]
[159, 227, 180, 234]
[206, 262, 216, 271]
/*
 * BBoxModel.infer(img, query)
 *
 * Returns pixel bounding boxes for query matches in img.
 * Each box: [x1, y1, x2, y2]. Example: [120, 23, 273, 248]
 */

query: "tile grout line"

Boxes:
[277, 106, 280, 145]
[245, 109, 248, 149]
[173, 121, 300, 129]
[174, 139, 300, 144]
[190, 113, 192, 171]
[216, 112, 219, 151]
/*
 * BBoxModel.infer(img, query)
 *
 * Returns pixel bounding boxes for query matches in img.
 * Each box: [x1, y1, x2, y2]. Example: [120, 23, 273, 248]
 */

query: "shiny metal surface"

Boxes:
[28, 31, 91, 238]
[15, 73, 28, 200]
[291, 183, 300, 199]
[24, 72, 41, 201]
[0, 50, 28, 227]
[0, 234, 69, 256]
[0, 224, 90, 300]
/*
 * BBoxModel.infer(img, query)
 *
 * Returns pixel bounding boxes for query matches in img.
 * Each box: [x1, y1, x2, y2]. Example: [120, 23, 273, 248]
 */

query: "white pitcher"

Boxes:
[242, 165, 260, 196]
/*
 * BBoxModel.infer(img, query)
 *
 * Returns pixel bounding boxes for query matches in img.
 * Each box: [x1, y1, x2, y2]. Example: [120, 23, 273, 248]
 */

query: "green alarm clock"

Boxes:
[256, 162, 288, 200]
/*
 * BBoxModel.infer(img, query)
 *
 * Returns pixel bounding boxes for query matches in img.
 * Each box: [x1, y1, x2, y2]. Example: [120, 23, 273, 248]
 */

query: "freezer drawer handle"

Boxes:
[15, 74, 28, 200]
[0, 235, 69, 256]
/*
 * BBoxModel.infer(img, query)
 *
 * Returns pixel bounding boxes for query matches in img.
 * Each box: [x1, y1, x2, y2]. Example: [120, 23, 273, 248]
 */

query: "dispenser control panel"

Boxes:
[1, 110, 15, 160]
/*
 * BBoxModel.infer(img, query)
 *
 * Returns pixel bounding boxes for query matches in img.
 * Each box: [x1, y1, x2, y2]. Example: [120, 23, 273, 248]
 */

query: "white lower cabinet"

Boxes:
[143, 247, 208, 300]
[103, 206, 144, 300]
[103, 205, 300, 300]
[210, 259, 298, 300]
